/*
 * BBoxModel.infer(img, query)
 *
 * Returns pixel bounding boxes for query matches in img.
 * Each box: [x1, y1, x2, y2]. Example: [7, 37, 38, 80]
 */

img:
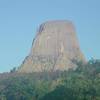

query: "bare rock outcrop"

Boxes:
[18, 20, 85, 73]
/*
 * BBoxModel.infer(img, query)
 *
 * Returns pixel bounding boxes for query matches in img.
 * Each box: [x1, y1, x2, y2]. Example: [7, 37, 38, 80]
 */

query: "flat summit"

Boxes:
[19, 20, 85, 72]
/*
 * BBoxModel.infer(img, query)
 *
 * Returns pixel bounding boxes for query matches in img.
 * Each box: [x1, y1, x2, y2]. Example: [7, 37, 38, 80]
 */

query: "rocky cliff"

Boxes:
[18, 20, 85, 73]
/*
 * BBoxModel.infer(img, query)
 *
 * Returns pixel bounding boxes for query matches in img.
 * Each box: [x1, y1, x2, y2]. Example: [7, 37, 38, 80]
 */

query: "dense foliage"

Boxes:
[0, 59, 100, 100]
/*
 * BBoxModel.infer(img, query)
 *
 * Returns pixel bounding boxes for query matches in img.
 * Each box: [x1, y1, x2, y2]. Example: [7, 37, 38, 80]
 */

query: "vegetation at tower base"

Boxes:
[0, 59, 100, 100]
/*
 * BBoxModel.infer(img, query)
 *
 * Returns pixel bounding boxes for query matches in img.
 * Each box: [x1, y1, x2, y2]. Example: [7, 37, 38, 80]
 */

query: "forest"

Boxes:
[0, 59, 100, 100]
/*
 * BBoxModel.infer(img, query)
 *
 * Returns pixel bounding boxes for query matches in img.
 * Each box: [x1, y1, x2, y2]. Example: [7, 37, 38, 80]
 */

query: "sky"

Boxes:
[0, 0, 100, 73]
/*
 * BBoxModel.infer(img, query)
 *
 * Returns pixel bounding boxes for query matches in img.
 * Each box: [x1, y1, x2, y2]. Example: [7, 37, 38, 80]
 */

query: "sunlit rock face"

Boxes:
[19, 20, 85, 73]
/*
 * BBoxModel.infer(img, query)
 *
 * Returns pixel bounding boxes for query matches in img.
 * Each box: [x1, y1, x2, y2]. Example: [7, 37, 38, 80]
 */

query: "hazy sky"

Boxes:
[0, 0, 100, 73]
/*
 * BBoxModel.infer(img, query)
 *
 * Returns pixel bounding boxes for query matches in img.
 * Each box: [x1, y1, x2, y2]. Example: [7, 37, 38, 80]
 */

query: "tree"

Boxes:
[10, 67, 16, 73]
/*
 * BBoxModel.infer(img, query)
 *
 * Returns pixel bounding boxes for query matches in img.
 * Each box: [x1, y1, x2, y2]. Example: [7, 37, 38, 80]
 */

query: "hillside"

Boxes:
[0, 59, 100, 100]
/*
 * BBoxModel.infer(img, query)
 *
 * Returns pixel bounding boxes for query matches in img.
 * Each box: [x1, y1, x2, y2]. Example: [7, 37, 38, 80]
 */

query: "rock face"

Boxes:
[19, 20, 85, 73]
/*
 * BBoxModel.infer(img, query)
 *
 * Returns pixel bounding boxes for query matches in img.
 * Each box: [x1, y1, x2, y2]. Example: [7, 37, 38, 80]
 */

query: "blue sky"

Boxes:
[0, 0, 100, 73]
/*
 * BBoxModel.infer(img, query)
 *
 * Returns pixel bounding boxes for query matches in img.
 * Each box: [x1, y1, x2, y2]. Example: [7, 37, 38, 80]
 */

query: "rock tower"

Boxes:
[19, 20, 85, 73]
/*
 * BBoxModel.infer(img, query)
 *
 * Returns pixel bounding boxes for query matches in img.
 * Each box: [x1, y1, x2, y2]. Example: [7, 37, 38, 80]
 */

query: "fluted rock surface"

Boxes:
[19, 20, 85, 73]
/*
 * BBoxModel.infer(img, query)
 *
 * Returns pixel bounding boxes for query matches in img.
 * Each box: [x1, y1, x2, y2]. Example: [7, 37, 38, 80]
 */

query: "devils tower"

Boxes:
[19, 20, 85, 73]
